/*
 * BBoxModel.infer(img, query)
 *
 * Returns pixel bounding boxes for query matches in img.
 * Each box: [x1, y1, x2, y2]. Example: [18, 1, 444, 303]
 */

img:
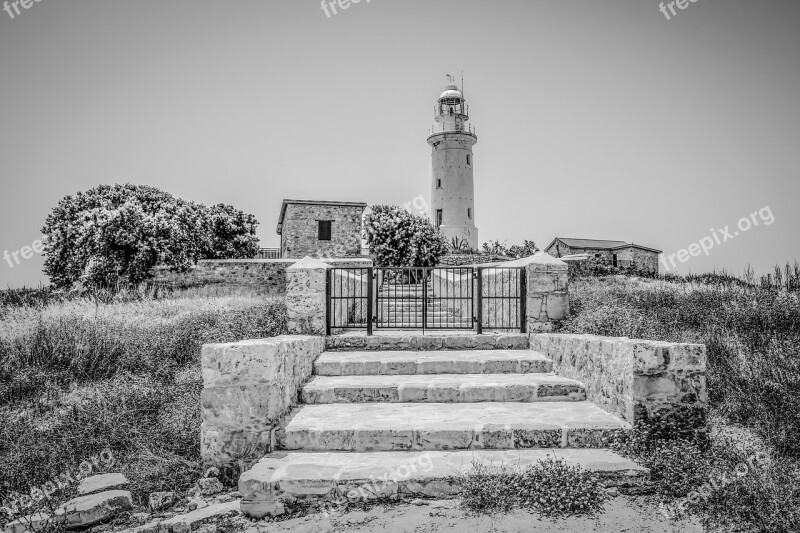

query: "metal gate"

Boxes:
[326, 266, 526, 334]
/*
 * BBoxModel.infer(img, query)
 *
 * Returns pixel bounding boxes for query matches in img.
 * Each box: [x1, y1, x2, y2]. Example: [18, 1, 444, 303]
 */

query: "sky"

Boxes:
[0, 0, 798, 287]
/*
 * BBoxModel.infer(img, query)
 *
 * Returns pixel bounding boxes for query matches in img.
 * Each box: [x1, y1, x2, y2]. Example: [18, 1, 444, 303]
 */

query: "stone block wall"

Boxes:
[525, 254, 570, 331]
[152, 258, 371, 296]
[153, 260, 292, 295]
[286, 258, 329, 335]
[437, 254, 513, 266]
[614, 247, 660, 274]
[530, 334, 707, 431]
[201, 335, 325, 468]
[281, 204, 364, 259]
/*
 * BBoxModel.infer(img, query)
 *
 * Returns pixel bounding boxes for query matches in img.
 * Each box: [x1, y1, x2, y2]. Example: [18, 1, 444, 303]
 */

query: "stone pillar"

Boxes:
[286, 257, 330, 335]
[526, 253, 569, 332]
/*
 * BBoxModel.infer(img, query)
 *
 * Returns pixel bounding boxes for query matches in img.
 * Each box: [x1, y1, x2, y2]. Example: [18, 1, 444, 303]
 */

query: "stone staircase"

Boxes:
[238, 334, 649, 517]
[376, 283, 472, 328]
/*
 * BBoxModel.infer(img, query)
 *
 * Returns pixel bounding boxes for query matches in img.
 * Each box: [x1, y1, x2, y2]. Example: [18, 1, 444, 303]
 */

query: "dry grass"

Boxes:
[0, 288, 287, 521]
[562, 274, 800, 532]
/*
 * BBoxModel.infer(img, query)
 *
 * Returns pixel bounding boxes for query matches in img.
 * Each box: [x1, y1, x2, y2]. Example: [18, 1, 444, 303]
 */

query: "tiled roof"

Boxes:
[547, 238, 662, 254]
[553, 238, 630, 250]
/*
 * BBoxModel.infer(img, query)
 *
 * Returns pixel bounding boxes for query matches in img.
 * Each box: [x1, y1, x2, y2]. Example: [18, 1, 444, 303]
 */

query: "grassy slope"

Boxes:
[0, 289, 286, 510]
[559, 276, 800, 532]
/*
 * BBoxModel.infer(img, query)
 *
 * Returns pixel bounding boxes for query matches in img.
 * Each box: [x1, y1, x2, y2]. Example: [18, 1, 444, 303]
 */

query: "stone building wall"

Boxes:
[546, 241, 659, 274]
[614, 247, 660, 274]
[281, 204, 364, 259]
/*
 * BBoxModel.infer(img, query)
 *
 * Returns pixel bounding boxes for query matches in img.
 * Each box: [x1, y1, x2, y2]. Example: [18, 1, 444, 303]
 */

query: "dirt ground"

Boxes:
[241, 497, 704, 533]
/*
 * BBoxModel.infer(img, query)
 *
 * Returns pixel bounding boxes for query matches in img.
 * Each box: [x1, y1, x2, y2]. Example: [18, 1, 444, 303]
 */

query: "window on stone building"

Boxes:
[318, 220, 332, 241]
[467, 154, 472, 165]
[467, 208, 471, 219]
[612, 254, 618, 267]
[435, 209, 443, 228]
[437, 179, 442, 189]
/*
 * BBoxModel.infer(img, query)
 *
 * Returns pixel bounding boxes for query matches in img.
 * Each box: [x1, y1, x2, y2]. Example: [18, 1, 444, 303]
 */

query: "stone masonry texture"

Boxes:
[152, 258, 370, 296]
[281, 204, 364, 259]
[200, 335, 325, 468]
[529, 334, 707, 431]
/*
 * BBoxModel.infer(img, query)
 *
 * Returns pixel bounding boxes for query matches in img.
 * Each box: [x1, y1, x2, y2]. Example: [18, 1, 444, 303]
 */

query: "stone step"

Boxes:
[281, 402, 629, 452]
[325, 333, 530, 352]
[301, 374, 586, 404]
[239, 449, 649, 517]
[314, 350, 553, 376]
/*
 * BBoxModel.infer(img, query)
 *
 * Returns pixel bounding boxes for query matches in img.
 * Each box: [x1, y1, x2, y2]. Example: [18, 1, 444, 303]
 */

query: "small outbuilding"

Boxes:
[277, 199, 367, 259]
[545, 237, 662, 274]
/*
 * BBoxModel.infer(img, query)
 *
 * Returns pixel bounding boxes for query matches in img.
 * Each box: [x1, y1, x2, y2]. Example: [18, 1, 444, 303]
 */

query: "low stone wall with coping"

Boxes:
[152, 258, 371, 296]
[201, 335, 326, 468]
[529, 333, 707, 432]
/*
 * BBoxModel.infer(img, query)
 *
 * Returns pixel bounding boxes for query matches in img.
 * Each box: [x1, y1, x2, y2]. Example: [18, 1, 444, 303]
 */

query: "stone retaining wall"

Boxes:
[153, 258, 371, 295]
[438, 254, 513, 266]
[201, 335, 326, 467]
[530, 334, 707, 431]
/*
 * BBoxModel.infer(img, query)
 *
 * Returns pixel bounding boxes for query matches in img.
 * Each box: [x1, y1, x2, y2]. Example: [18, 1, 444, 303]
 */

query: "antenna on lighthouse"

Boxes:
[461, 70, 464, 94]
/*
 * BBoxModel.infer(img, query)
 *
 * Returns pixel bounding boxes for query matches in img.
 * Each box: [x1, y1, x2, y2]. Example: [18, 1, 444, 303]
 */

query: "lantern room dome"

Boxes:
[439, 85, 463, 100]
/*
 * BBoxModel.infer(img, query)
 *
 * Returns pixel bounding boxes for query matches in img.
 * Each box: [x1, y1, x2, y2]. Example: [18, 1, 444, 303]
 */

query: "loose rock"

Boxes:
[56, 490, 133, 530]
[77, 473, 129, 496]
[148, 492, 176, 512]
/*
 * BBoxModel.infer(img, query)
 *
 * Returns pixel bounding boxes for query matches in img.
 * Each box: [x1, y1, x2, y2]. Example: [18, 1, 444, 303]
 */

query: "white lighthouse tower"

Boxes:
[427, 80, 479, 250]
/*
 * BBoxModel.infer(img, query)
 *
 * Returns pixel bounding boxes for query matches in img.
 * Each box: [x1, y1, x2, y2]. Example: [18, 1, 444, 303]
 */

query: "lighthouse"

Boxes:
[427, 81, 479, 250]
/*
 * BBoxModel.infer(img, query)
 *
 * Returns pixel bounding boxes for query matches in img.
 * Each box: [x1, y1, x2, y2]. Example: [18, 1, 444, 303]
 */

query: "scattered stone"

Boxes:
[56, 490, 133, 530]
[3, 512, 57, 533]
[77, 473, 130, 496]
[215, 494, 234, 503]
[196, 477, 224, 496]
[148, 492, 176, 512]
[158, 501, 240, 533]
[172, 507, 186, 513]
[227, 491, 240, 499]
[188, 498, 209, 511]
[606, 487, 621, 497]
[195, 525, 217, 533]
[410, 499, 427, 506]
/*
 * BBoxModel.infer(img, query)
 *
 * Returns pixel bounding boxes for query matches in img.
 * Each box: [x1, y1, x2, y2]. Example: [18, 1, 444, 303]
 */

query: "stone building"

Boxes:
[428, 82, 479, 249]
[545, 238, 662, 274]
[277, 199, 367, 259]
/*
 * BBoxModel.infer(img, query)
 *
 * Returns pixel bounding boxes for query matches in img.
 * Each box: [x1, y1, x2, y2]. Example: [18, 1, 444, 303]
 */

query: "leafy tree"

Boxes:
[364, 205, 448, 267]
[41, 184, 259, 289]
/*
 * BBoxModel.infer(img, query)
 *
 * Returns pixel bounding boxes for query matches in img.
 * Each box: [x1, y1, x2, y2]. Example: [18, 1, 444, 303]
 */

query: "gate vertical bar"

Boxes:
[476, 267, 483, 334]
[367, 267, 374, 336]
[325, 269, 332, 336]
[519, 267, 527, 333]
[422, 268, 428, 334]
